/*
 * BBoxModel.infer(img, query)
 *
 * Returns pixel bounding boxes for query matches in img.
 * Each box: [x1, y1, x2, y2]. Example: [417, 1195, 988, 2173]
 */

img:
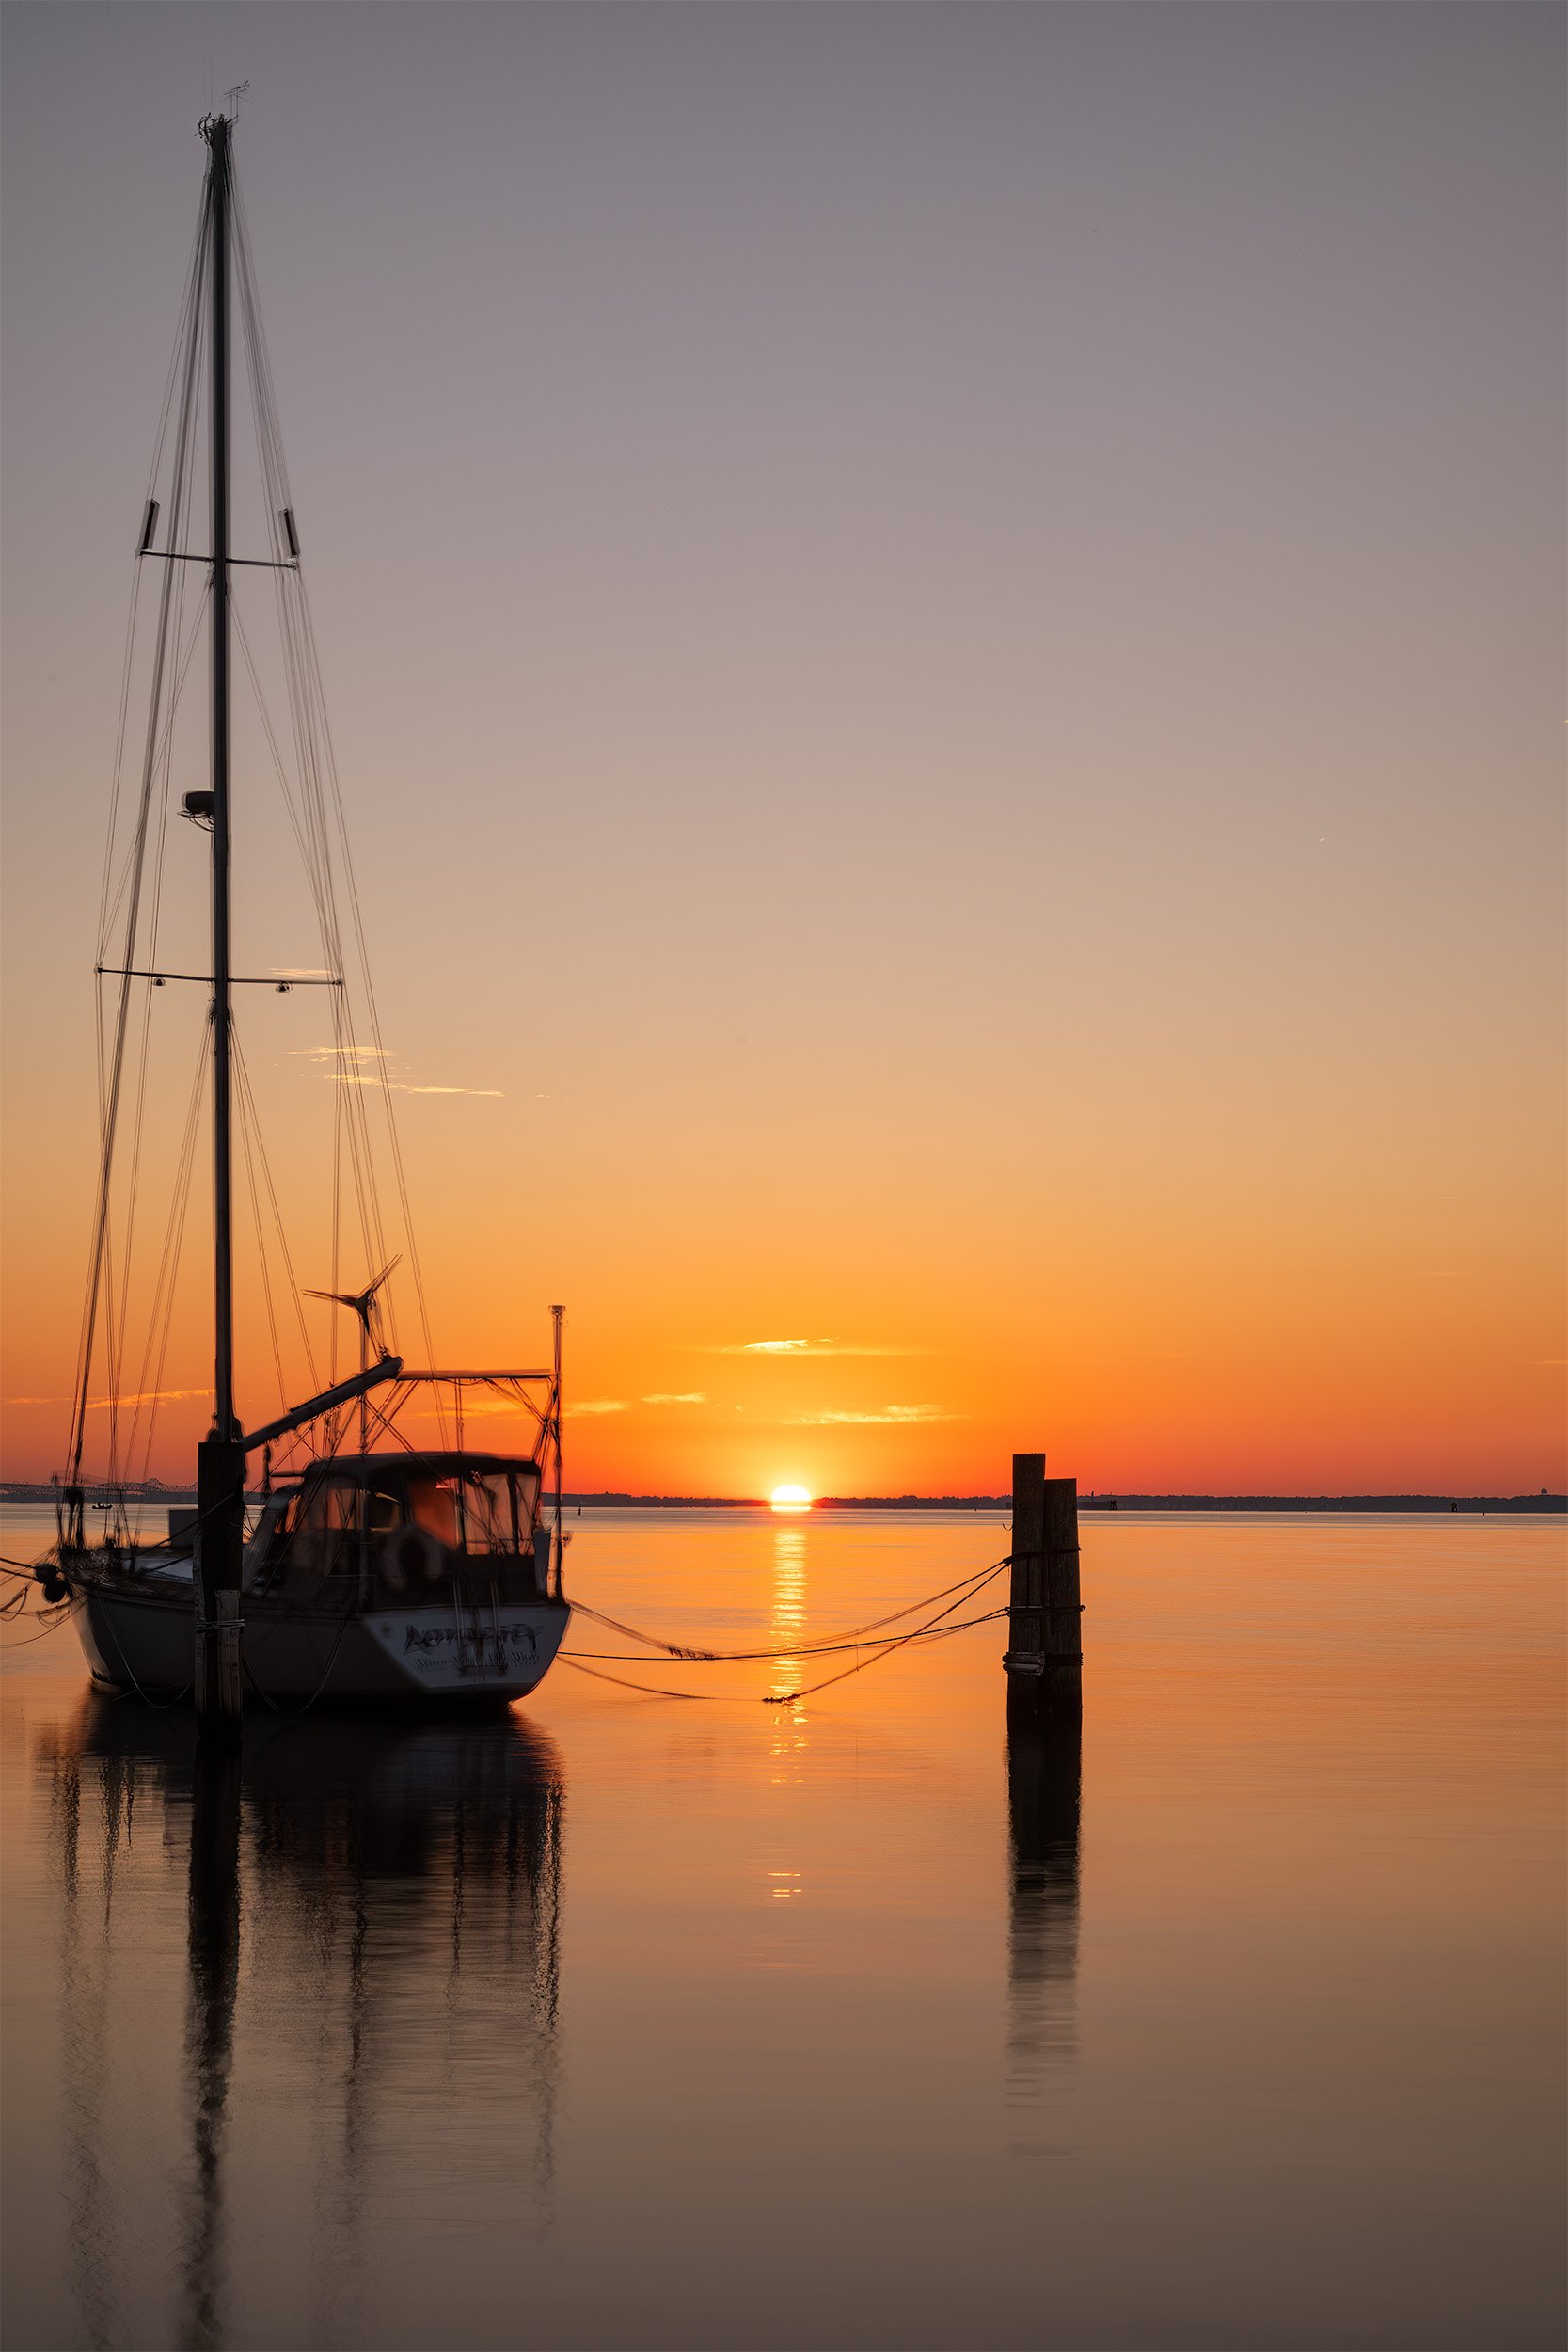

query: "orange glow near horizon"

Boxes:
[769, 1484, 813, 1512]
[2, 1196, 1564, 1495]
[2, 1200, 1565, 1494]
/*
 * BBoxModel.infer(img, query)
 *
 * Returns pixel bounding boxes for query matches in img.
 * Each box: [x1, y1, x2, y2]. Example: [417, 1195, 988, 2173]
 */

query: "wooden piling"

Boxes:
[1041, 1474, 1082, 1703]
[1006, 1452, 1046, 1676]
[194, 1435, 245, 1734]
[1004, 1452, 1082, 1715]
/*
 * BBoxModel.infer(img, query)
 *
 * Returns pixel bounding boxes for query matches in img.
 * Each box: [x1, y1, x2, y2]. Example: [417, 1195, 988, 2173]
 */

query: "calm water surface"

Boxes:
[3, 1508, 1562, 2351]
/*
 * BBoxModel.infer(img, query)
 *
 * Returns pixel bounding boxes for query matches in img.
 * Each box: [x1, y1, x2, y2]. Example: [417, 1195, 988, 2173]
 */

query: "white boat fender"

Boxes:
[380, 1526, 446, 1590]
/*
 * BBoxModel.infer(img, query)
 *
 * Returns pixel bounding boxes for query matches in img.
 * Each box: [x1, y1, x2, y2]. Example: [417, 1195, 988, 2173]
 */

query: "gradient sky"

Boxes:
[2, 2, 1563, 1495]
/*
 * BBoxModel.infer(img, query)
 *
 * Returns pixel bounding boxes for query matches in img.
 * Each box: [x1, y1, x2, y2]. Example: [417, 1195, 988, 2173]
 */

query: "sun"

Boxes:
[769, 1483, 813, 1513]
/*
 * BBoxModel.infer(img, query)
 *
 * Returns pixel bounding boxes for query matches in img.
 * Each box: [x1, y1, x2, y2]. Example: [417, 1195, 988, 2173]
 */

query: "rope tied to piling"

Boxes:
[557, 1556, 1012, 1705]
[567, 1557, 1009, 1661]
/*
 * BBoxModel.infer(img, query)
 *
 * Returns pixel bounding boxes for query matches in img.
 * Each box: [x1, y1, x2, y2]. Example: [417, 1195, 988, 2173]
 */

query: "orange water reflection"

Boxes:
[1, 1507, 1561, 2351]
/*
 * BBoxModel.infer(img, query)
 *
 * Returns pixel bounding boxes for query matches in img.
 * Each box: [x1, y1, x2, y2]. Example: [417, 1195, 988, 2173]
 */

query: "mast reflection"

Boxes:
[37, 1696, 566, 2349]
[1006, 1700, 1082, 2121]
[182, 1742, 241, 2351]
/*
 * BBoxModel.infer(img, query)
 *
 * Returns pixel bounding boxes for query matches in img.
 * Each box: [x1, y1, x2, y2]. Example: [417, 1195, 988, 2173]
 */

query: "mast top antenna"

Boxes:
[198, 82, 248, 139]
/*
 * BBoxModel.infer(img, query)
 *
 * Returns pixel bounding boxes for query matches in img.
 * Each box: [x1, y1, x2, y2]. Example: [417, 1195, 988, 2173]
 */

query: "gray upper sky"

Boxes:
[2, 3, 1563, 1487]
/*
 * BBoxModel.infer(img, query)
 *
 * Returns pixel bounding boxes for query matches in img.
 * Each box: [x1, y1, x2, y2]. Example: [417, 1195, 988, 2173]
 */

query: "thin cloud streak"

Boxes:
[643, 1392, 708, 1405]
[340, 1075, 504, 1098]
[8, 1386, 213, 1410]
[293, 1044, 501, 1095]
[785, 1404, 961, 1426]
[708, 1338, 917, 1358]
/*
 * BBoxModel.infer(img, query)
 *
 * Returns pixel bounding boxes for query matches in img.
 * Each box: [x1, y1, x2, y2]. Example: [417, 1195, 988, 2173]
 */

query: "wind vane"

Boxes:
[306, 1256, 401, 1356]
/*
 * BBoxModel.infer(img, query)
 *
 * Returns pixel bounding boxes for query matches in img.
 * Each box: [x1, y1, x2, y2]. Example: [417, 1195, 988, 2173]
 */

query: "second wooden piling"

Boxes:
[1004, 1451, 1082, 1712]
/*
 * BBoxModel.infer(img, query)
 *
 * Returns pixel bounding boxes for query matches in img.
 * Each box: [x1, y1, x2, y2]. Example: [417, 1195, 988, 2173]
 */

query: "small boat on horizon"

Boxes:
[40, 100, 571, 1710]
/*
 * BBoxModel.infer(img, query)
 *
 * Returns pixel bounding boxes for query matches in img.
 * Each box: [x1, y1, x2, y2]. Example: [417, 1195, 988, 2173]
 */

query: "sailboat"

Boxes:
[39, 100, 572, 1711]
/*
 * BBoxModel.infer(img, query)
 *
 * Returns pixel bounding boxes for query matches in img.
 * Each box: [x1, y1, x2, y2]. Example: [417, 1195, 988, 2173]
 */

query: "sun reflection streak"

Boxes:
[768, 1524, 807, 1704]
[765, 1524, 810, 1920]
[768, 1521, 811, 1781]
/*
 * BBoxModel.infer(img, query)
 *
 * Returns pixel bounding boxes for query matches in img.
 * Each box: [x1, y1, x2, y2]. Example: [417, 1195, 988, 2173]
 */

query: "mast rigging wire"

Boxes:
[120, 1028, 208, 1507]
[70, 221, 210, 1502]
[231, 174, 446, 1432]
[67, 128, 450, 1501]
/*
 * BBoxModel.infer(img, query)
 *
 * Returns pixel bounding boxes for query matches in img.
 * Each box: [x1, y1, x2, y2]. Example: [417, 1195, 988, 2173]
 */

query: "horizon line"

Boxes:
[2, 1480, 1561, 1512]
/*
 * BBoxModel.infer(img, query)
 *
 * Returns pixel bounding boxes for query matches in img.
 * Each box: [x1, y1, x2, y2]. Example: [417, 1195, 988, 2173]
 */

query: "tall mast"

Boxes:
[194, 104, 245, 1735]
[551, 1304, 564, 1596]
[203, 112, 236, 1441]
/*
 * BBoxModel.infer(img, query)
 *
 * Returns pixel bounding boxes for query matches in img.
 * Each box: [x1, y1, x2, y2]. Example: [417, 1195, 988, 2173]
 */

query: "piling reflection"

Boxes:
[33, 1696, 565, 2352]
[1005, 1700, 1082, 2122]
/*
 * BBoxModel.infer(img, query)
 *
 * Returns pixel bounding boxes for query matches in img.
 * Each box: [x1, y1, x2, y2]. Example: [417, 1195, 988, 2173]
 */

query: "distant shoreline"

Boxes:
[2, 1483, 1561, 1515]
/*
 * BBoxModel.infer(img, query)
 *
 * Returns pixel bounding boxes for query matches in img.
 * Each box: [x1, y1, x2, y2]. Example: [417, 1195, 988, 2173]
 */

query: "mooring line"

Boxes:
[767, 1574, 1012, 1704]
[566, 1555, 1010, 1663]
[558, 1566, 1011, 1705]
[0, 1609, 79, 1650]
[565, 1595, 1009, 1664]
[557, 1608, 1006, 1706]
[556, 1657, 721, 1701]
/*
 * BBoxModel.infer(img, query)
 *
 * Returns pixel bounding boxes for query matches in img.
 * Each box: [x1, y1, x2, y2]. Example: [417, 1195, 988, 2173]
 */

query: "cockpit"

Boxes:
[248, 1453, 555, 1604]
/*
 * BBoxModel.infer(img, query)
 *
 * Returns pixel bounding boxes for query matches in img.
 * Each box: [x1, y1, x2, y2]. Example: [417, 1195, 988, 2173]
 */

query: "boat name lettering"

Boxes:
[403, 1623, 537, 1655]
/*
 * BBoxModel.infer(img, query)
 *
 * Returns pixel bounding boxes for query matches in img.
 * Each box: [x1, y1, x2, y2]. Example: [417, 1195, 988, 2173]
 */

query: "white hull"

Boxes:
[69, 1556, 569, 1708]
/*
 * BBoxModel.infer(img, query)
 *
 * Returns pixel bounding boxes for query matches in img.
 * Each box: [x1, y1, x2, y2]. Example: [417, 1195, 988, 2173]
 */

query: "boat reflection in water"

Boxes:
[34, 1699, 564, 2352]
[1005, 1704, 1082, 2132]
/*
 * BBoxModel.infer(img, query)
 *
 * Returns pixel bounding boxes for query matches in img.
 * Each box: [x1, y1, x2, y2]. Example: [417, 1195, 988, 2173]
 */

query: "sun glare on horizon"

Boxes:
[769, 1484, 813, 1513]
